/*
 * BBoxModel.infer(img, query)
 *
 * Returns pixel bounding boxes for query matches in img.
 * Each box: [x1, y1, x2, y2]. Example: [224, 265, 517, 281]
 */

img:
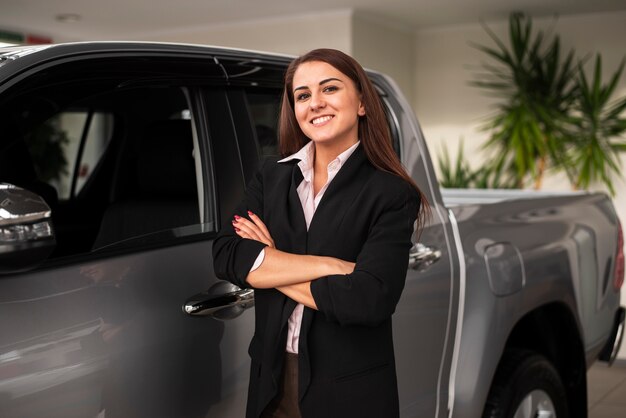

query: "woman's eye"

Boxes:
[323, 85, 338, 93]
[296, 92, 310, 101]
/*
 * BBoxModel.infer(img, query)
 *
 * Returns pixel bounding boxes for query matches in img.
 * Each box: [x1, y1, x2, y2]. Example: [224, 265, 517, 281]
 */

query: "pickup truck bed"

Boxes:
[442, 188, 624, 416]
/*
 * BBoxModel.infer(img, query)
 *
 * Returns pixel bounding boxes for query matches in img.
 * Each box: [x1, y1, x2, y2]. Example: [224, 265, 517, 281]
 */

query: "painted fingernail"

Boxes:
[248, 210, 254, 216]
[234, 215, 241, 220]
[235, 227, 240, 232]
[231, 220, 237, 224]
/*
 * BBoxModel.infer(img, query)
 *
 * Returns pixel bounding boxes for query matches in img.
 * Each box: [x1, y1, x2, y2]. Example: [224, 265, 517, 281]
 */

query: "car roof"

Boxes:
[0, 41, 295, 67]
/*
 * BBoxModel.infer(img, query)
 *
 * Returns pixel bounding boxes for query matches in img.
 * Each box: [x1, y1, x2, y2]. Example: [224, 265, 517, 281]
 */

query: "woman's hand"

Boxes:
[232, 211, 275, 248]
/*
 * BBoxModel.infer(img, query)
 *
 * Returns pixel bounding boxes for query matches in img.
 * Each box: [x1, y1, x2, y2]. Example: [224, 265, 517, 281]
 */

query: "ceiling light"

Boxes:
[56, 13, 81, 23]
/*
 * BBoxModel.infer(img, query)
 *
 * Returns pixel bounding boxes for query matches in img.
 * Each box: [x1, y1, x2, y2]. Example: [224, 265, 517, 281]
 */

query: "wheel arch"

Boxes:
[501, 302, 587, 418]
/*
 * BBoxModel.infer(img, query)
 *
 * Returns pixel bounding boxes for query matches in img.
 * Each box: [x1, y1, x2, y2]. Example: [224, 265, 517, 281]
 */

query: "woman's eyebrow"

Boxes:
[319, 77, 342, 86]
[293, 77, 343, 92]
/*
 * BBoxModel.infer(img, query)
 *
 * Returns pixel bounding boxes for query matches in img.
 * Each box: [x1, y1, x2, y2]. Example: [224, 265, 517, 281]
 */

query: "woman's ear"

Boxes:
[358, 102, 366, 116]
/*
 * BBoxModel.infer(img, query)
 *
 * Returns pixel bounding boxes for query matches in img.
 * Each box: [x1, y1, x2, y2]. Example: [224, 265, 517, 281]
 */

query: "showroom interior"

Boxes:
[2, 1, 626, 417]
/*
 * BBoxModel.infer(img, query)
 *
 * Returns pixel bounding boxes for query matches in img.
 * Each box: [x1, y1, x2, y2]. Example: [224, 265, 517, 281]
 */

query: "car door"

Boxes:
[0, 47, 252, 417]
[363, 74, 459, 418]
[178, 57, 288, 416]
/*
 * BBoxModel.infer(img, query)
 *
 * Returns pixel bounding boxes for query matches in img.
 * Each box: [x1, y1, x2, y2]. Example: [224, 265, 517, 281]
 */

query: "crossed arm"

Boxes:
[232, 211, 355, 310]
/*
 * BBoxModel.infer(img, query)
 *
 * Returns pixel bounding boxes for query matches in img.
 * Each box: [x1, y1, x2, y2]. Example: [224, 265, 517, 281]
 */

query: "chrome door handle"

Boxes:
[408, 243, 441, 271]
[183, 282, 254, 319]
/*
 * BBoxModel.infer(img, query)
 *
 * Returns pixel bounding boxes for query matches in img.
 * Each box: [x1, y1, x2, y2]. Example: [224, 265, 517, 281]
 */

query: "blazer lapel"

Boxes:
[307, 145, 373, 252]
[271, 160, 308, 256]
[279, 162, 307, 331]
[287, 162, 307, 245]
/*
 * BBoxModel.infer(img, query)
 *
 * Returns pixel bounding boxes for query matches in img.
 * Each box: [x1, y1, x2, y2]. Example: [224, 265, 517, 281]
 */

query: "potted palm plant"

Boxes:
[471, 12, 578, 189]
[470, 12, 626, 195]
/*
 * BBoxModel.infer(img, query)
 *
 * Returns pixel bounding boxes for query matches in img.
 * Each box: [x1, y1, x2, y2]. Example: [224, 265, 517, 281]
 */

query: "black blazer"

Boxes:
[213, 145, 420, 418]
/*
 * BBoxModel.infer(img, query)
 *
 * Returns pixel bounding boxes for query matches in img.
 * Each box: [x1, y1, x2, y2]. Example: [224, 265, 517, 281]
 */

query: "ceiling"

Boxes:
[2, 0, 626, 41]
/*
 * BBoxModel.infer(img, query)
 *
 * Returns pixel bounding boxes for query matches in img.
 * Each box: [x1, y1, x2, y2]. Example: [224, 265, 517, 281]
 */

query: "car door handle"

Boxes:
[408, 243, 442, 271]
[183, 282, 254, 319]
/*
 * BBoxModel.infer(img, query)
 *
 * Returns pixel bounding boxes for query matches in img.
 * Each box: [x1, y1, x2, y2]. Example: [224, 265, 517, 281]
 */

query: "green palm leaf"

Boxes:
[570, 54, 626, 195]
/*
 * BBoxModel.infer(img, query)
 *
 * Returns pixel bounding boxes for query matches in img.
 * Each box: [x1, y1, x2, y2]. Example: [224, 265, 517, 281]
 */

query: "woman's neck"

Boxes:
[313, 139, 358, 171]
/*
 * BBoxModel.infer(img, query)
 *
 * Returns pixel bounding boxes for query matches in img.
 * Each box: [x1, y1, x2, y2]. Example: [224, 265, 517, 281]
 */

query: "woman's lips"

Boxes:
[311, 115, 334, 125]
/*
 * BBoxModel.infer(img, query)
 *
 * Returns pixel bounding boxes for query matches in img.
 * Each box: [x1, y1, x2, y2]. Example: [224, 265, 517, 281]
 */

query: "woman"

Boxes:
[213, 49, 427, 418]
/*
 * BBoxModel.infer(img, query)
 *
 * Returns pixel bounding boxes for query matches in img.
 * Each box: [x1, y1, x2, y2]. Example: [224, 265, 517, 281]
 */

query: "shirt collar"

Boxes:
[278, 141, 360, 184]
[334, 141, 360, 167]
[278, 140, 360, 170]
[278, 140, 315, 166]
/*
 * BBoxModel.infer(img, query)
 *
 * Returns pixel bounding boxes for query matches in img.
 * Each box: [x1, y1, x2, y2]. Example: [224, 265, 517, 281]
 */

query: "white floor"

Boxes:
[588, 361, 626, 417]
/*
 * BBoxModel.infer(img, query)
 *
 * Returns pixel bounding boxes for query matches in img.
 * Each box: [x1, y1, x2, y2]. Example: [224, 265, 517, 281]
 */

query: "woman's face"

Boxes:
[291, 61, 365, 149]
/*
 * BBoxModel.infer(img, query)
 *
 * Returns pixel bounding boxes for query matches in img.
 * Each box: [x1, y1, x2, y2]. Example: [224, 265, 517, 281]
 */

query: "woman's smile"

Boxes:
[311, 115, 334, 126]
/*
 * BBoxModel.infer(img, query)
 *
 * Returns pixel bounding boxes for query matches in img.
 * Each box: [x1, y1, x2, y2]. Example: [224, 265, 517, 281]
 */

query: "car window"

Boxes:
[81, 87, 203, 252]
[246, 91, 281, 160]
[0, 56, 223, 260]
[27, 111, 113, 200]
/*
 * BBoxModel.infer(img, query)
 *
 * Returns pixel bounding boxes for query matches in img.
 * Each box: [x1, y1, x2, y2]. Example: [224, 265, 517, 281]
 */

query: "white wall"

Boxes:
[133, 9, 416, 103]
[414, 10, 626, 358]
[351, 12, 415, 105]
[133, 9, 353, 57]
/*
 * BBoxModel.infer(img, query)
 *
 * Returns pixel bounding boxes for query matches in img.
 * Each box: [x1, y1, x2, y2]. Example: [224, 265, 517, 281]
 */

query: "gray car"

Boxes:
[0, 42, 623, 418]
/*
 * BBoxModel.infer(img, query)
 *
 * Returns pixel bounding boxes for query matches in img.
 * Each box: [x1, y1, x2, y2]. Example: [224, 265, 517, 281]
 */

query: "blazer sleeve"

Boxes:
[310, 185, 420, 327]
[212, 163, 268, 289]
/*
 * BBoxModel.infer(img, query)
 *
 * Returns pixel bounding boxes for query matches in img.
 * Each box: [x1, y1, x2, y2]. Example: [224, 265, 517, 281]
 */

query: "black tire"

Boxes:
[482, 349, 569, 418]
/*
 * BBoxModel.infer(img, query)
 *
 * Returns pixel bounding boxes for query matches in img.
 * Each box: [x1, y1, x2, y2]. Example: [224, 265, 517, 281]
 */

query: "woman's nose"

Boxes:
[309, 94, 325, 110]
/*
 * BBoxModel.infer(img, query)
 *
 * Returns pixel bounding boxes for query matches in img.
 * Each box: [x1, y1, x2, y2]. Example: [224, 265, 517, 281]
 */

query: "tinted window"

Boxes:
[0, 56, 222, 259]
[246, 91, 281, 160]
[89, 87, 201, 250]
[26, 111, 113, 200]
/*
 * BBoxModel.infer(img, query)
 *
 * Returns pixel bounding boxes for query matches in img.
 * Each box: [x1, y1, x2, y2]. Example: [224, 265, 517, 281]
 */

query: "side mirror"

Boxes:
[0, 183, 56, 274]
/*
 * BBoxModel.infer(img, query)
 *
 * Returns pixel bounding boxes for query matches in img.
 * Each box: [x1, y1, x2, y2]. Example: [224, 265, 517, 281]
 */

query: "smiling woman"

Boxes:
[212, 48, 427, 418]
[291, 61, 365, 166]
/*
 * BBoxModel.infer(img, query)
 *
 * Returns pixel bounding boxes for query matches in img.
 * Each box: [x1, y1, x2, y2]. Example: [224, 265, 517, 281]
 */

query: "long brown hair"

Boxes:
[278, 48, 430, 232]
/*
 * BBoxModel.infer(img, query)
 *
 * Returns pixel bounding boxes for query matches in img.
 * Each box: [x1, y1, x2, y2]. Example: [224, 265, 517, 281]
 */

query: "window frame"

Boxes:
[0, 53, 241, 270]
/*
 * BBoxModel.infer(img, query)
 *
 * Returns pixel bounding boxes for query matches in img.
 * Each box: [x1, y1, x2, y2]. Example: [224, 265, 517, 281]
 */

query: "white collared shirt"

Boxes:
[251, 140, 360, 353]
